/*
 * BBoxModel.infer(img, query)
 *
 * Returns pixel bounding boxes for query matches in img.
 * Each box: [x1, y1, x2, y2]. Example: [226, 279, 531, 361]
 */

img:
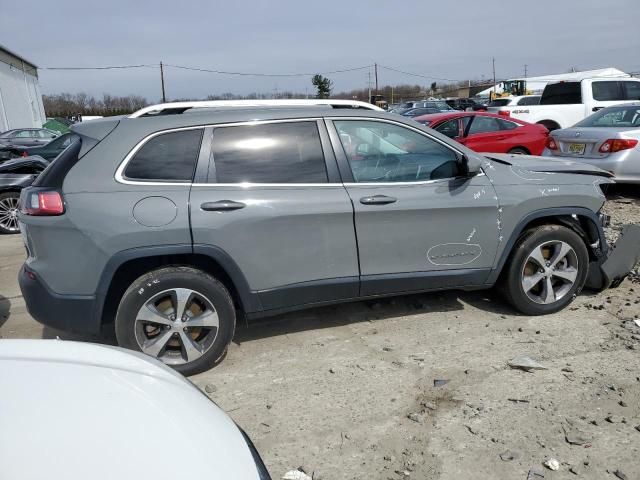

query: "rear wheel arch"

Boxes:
[98, 248, 259, 327]
[537, 120, 560, 131]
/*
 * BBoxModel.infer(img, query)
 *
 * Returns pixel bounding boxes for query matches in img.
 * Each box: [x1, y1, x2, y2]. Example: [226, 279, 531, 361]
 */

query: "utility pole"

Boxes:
[524, 64, 528, 79]
[367, 70, 372, 103]
[492, 57, 496, 99]
[374, 63, 379, 97]
[160, 61, 166, 103]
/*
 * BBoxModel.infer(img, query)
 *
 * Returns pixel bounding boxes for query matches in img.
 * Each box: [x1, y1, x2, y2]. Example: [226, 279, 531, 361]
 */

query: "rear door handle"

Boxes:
[360, 195, 397, 205]
[201, 200, 246, 211]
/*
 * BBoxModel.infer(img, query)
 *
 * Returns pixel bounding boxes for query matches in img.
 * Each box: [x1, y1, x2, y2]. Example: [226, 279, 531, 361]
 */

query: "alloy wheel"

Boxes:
[0, 195, 20, 233]
[134, 288, 220, 365]
[521, 240, 579, 305]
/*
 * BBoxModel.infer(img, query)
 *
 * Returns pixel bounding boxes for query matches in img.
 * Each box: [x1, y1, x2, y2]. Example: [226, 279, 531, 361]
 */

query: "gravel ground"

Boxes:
[1, 188, 639, 480]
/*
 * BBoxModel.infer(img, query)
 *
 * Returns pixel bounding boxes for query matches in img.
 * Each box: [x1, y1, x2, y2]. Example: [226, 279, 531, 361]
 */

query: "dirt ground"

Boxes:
[1, 187, 639, 480]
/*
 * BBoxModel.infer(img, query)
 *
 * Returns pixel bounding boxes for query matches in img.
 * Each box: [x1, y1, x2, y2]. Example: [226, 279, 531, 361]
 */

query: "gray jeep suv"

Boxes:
[17, 101, 640, 375]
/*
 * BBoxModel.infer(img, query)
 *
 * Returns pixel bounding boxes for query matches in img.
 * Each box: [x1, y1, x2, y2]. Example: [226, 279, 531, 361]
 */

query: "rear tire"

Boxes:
[115, 266, 236, 376]
[503, 225, 588, 315]
[508, 147, 529, 155]
[0, 191, 21, 234]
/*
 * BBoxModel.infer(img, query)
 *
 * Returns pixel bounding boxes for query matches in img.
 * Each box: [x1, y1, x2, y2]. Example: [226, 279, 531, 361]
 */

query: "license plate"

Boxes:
[568, 143, 586, 155]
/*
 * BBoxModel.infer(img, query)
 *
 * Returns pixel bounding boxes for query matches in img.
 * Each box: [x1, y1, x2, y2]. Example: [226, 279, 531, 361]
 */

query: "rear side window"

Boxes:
[124, 129, 203, 182]
[540, 82, 582, 104]
[497, 119, 519, 130]
[592, 81, 623, 101]
[468, 116, 501, 134]
[517, 96, 540, 106]
[211, 122, 327, 183]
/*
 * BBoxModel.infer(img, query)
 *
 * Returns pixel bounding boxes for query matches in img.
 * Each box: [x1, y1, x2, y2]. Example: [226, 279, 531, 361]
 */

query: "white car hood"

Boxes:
[0, 340, 261, 480]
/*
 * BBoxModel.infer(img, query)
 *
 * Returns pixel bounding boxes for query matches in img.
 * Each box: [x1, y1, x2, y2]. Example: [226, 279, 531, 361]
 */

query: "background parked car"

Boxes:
[446, 97, 489, 111]
[0, 128, 59, 149]
[2, 132, 79, 161]
[543, 102, 640, 183]
[0, 155, 49, 234]
[486, 95, 541, 111]
[414, 111, 549, 155]
[393, 100, 455, 116]
[0, 339, 272, 480]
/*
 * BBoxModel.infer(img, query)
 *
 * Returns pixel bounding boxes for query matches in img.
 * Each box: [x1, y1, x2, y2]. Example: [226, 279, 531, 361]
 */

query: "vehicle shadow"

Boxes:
[41, 325, 117, 345]
[234, 288, 514, 344]
[0, 295, 10, 330]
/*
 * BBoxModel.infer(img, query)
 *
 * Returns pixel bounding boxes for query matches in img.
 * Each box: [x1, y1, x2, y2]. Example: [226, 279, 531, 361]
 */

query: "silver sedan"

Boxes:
[542, 103, 640, 183]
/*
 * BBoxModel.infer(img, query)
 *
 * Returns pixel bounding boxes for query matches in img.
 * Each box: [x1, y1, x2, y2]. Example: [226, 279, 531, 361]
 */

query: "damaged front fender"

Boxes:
[587, 225, 640, 290]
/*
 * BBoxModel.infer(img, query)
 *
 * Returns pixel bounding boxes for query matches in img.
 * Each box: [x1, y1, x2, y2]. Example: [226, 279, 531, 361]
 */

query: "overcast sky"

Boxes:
[2, 0, 639, 101]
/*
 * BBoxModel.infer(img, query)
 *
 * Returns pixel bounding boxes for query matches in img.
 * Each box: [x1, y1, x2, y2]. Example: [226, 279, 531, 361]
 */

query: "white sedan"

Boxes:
[0, 339, 271, 480]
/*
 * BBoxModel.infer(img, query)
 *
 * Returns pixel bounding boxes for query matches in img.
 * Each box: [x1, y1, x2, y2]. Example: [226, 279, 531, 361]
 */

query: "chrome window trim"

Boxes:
[114, 118, 323, 186]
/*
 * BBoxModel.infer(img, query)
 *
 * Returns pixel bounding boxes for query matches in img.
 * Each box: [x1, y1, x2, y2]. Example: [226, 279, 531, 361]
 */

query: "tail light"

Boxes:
[20, 189, 65, 216]
[21, 151, 28, 157]
[546, 137, 558, 151]
[498, 110, 510, 117]
[598, 139, 638, 153]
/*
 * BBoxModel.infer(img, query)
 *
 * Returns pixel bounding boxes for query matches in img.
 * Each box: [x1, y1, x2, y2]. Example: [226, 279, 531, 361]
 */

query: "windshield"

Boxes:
[429, 101, 453, 110]
[488, 98, 511, 107]
[574, 105, 640, 127]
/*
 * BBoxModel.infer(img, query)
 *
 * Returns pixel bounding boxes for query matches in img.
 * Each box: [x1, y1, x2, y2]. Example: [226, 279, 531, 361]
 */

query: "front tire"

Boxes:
[115, 266, 235, 376]
[503, 225, 588, 315]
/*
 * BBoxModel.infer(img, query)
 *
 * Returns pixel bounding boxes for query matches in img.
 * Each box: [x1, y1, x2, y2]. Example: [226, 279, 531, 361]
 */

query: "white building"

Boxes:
[476, 67, 630, 97]
[0, 44, 46, 131]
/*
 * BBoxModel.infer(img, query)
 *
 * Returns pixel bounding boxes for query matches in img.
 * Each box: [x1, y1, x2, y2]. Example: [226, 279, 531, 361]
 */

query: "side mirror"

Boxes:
[462, 154, 482, 176]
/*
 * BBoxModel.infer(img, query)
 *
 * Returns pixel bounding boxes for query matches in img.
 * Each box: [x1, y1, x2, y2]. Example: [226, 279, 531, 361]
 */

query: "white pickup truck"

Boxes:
[488, 77, 640, 130]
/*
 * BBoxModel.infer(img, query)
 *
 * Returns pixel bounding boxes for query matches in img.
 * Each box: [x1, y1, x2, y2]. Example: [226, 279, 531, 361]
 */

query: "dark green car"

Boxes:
[1, 133, 79, 161]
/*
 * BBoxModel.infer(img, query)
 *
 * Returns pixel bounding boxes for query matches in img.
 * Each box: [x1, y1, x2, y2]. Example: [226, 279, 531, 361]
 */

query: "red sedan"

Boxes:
[413, 111, 548, 155]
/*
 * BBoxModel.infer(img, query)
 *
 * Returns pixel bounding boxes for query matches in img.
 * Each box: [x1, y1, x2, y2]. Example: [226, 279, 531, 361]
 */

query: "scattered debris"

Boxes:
[433, 379, 450, 387]
[563, 422, 592, 446]
[508, 398, 530, 403]
[282, 468, 312, 480]
[407, 412, 424, 424]
[527, 468, 545, 479]
[561, 366, 574, 373]
[329, 368, 336, 374]
[499, 450, 519, 461]
[383, 346, 393, 352]
[569, 465, 579, 475]
[605, 415, 625, 424]
[613, 469, 628, 480]
[635, 425, 640, 433]
[543, 458, 560, 471]
[619, 400, 628, 407]
[204, 383, 217, 394]
[508, 355, 548, 371]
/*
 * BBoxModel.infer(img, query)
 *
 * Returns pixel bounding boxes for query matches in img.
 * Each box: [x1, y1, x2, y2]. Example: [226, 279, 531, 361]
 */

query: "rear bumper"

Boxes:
[586, 224, 640, 290]
[19, 265, 101, 334]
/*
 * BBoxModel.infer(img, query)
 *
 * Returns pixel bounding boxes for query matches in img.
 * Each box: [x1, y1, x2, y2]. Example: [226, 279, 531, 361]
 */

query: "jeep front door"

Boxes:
[329, 118, 499, 296]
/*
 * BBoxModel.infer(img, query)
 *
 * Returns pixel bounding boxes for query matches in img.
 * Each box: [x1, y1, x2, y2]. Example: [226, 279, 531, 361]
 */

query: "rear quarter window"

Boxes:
[124, 129, 203, 182]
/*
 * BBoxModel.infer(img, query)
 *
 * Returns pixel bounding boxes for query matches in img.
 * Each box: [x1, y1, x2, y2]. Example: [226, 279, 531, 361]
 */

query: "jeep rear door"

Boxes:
[189, 119, 359, 312]
[327, 118, 499, 296]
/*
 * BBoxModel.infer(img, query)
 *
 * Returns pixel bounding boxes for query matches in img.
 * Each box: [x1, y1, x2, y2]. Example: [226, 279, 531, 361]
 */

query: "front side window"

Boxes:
[211, 122, 327, 183]
[333, 120, 460, 183]
[592, 81, 623, 101]
[623, 81, 640, 100]
[124, 129, 202, 181]
[15, 130, 35, 138]
[467, 116, 501, 135]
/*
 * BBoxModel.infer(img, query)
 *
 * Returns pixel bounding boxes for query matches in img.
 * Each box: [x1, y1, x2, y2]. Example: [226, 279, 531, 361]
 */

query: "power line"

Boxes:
[377, 64, 460, 82]
[43, 64, 156, 70]
[163, 63, 373, 77]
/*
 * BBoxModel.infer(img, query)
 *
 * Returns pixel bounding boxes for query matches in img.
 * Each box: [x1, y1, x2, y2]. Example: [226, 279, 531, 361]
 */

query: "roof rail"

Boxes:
[128, 99, 383, 118]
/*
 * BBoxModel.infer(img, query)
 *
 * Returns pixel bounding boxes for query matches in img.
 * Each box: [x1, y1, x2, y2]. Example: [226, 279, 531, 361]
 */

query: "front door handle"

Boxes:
[201, 200, 246, 211]
[360, 195, 397, 205]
